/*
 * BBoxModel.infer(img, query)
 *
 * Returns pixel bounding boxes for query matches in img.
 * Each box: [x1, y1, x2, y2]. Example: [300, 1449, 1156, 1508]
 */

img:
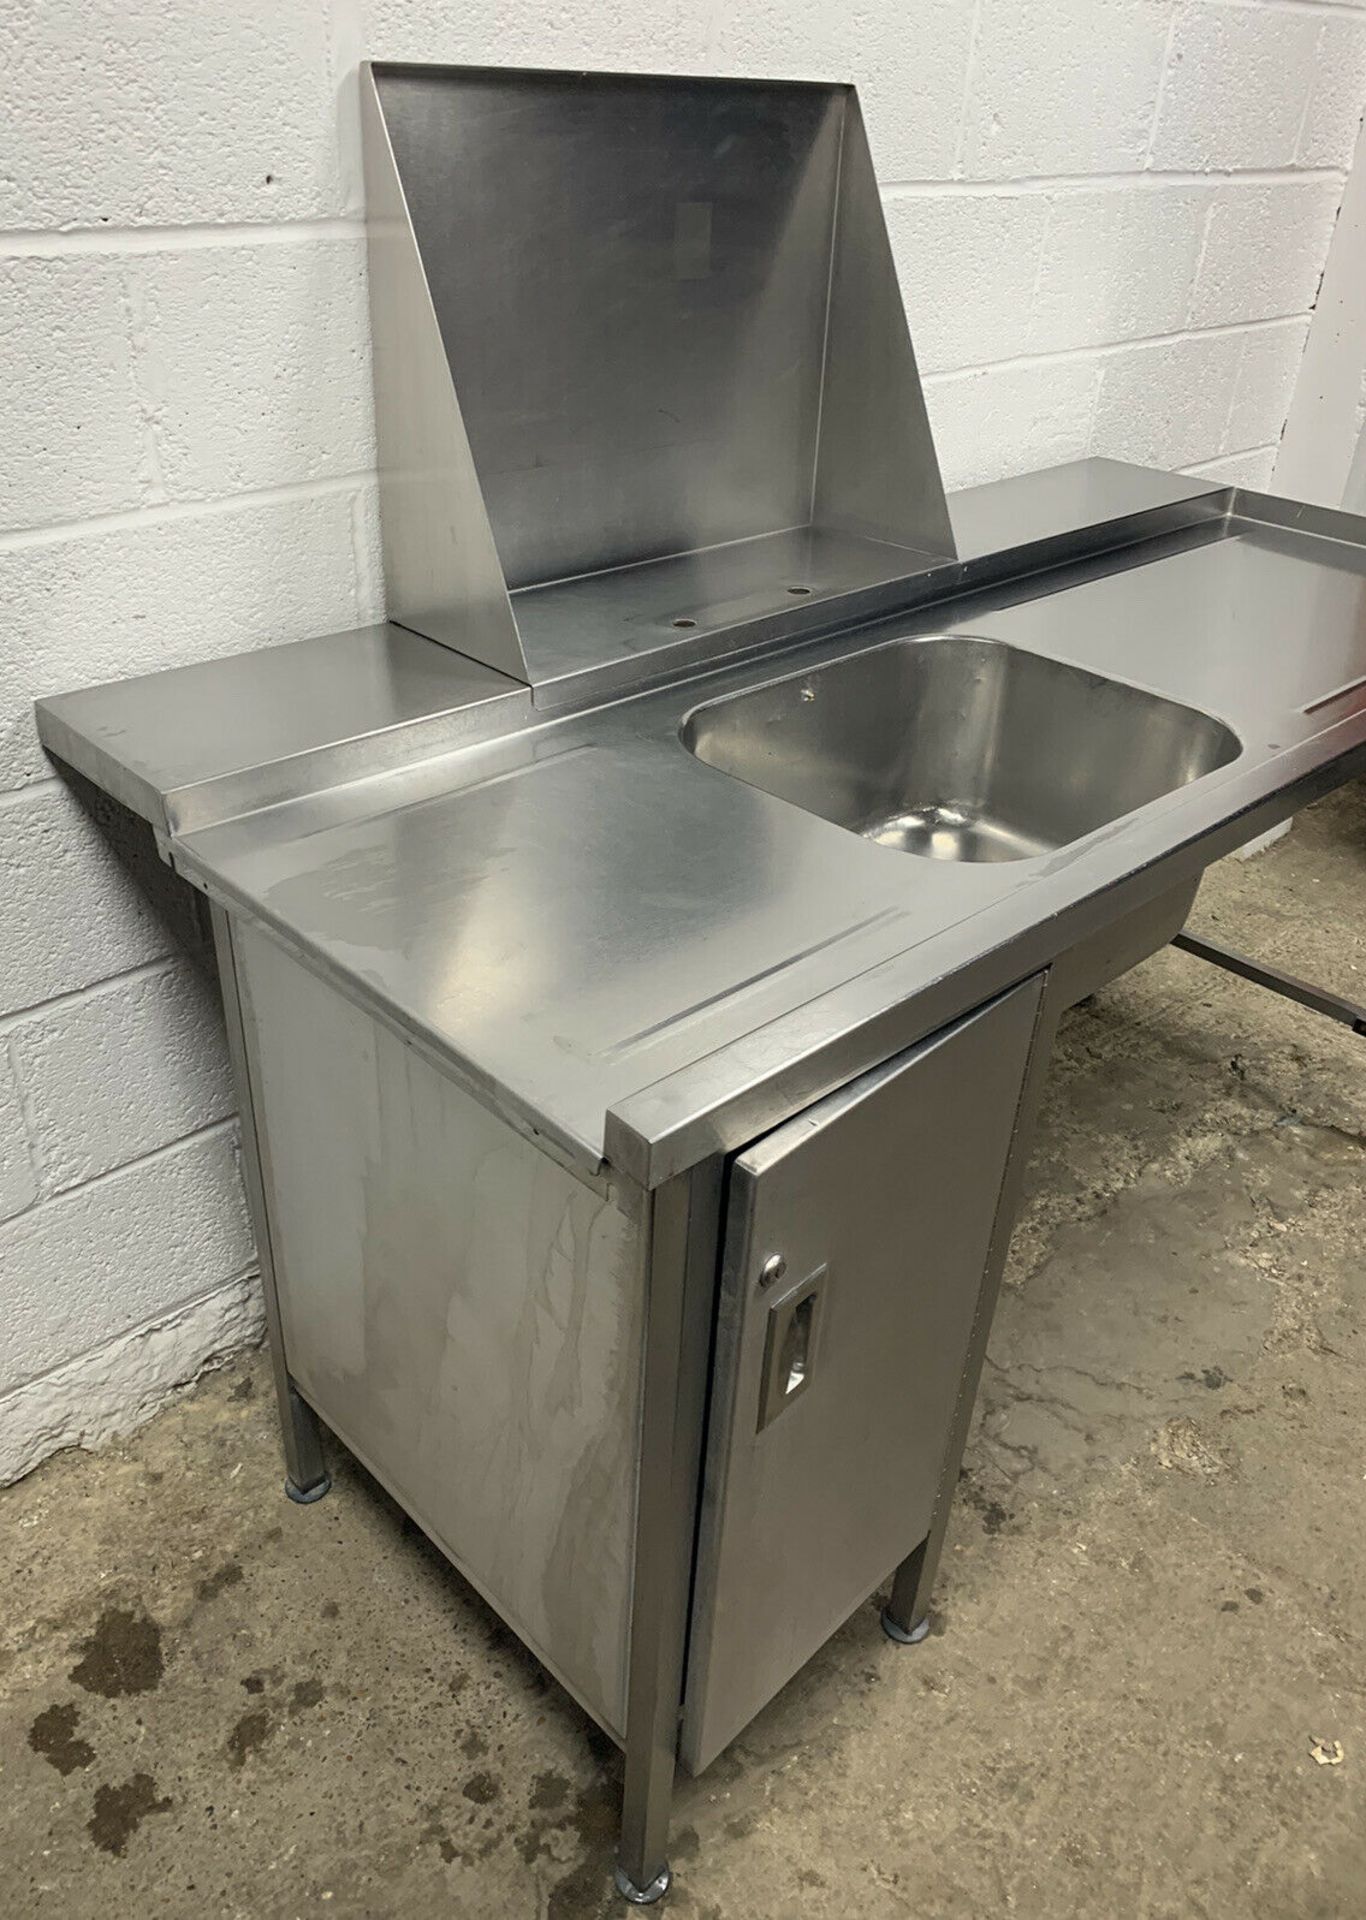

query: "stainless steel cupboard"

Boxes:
[219, 907, 1043, 1898]
[682, 977, 1042, 1770]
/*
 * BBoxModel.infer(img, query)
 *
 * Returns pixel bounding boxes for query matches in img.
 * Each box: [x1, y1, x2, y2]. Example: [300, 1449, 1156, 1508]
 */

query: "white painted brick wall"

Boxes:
[0, 1046, 39, 1221]
[3, 0, 1363, 1479]
[1, 1127, 253, 1398]
[0, 489, 381, 789]
[8, 958, 232, 1194]
[128, 240, 373, 498]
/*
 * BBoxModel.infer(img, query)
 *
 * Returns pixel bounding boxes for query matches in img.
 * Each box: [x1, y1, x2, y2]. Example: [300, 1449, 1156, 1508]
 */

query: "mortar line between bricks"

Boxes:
[922, 311, 1311, 384]
[0, 1264, 260, 1409]
[120, 266, 171, 509]
[0, 1112, 240, 1227]
[0, 948, 202, 1036]
[8, 177, 1338, 245]
[1184, 200, 1220, 333]
[1206, 0, 1366, 19]
[950, 0, 984, 180]
[0, 310, 1313, 560]
[0, 217, 367, 256]
[347, 486, 382, 624]
[0, 952, 198, 1036]
[327, 0, 366, 224]
[1219, 335, 1255, 465]
[0, 470, 378, 552]
[0, 1031, 43, 1217]
[0, 775, 59, 810]
[1184, 441, 1280, 475]
[3, 1023, 47, 1206]
[0, 175, 1347, 253]
[881, 165, 1346, 200]
[1143, 1, 1182, 172]
[1292, 27, 1328, 165]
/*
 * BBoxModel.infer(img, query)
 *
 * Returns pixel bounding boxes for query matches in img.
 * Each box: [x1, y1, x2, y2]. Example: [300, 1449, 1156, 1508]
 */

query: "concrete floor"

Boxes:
[4, 785, 1366, 1920]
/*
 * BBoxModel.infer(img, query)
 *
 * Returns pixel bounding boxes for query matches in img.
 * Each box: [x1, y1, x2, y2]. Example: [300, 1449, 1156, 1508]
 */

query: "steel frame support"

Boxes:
[883, 982, 1060, 1642]
[210, 905, 330, 1501]
[616, 1159, 724, 1903]
[1173, 930, 1366, 1035]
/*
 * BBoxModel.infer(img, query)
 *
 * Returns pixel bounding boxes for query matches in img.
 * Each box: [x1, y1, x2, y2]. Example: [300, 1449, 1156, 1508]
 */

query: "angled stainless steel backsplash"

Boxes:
[361, 61, 954, 694]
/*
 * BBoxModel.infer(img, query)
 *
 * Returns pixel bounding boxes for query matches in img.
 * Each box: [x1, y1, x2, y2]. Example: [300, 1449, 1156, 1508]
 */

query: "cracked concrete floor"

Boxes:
[4, 783, 1366, 1920]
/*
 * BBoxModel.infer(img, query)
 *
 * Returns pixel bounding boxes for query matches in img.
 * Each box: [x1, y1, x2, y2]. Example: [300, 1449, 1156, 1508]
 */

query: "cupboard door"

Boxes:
[681, 976, 1043, 1771]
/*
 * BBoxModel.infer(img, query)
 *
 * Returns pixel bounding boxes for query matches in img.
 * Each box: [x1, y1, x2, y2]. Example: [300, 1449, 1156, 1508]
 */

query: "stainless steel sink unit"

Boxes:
[33, 60, 1366, 1910]
[684, 634, 1242, 862]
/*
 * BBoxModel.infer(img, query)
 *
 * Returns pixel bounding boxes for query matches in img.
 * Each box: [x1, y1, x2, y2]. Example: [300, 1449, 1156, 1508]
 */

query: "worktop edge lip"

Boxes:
[175, 705, 1366, 1194]
[173, 848, 614, 1188]
[604, 722, 1366, 1188]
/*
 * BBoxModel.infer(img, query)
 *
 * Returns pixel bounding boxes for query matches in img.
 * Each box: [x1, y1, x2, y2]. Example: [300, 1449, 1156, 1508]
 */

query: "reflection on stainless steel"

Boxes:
[361, 63, 952, 696]
[37, 469, 1366, 1188]
[946, 455, 1225, 561]
[30, 232, 1366, 1909]
[683, 634, 1241, 863]
[34, 46, 1366, 1907]
[966, 516, 1366, 723]
[682, 980, 1040, 1772]
[234, 921, 647, 1733]
[359, 72, 526, 680]
[517, 458, 1234, 711]
[34, 624, 528, 836]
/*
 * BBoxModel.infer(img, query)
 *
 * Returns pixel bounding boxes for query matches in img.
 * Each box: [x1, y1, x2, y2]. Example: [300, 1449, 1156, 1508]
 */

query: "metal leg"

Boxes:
[281, 1384, 330, 1502]
[882, 987, 1061, 1644]
[881, 1537, 932, 1643]
[210, 906, 330, 1504]
[1173, 930, 1366, 1035]
[616, 1161, 723, 1905]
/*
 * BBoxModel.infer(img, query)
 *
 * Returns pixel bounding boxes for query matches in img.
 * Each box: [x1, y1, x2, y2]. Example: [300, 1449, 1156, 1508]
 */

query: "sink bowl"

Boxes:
[682, 634, 1241, 862]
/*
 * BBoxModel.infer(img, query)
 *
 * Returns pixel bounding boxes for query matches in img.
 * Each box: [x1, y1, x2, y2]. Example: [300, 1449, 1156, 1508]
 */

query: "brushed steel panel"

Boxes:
[811, 92, 953, 555]
[33, 623, 526, 836]
[361, 67, 528, 680]
[234, 922, 646, 1736]
[682, 976, 1042, 1771]
[362, 62, 954, 692]
[374, 65, 845, 590]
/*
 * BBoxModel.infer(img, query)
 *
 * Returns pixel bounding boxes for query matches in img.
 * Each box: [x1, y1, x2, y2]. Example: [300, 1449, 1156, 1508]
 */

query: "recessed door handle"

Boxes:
[757, 1267, 824, 1431]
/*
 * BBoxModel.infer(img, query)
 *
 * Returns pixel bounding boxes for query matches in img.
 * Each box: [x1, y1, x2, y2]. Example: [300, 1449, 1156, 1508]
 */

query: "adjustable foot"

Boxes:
[614, 1863, 671, 1906]
[285, 1474, 331, 1505]
[881, 1606, 930, 1645]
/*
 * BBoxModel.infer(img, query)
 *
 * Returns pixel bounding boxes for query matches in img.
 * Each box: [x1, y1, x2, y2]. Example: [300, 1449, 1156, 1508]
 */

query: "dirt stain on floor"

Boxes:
[195, 1560, 243, 1603]
[69, 1608, 164, 1698]
[529, 1770, 570, 1812]
[2, 786, 1365, 1918]
[226, 1707, 273, 1768]
[87, 1774, 172, 1857]
[28, 1702, 95, 1775]
[288, 1677, 324, 1715]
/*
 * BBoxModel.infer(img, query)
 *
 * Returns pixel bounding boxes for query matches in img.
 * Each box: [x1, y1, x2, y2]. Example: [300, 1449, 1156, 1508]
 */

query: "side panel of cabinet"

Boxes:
[681, 976, 1044, 1772]
[233, 922, 647, 1739]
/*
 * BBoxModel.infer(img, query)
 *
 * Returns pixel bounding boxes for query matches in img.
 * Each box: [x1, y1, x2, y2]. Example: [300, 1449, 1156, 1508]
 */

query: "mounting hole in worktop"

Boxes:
[787, 584, 812, 595]
[672, 617, 697, 629]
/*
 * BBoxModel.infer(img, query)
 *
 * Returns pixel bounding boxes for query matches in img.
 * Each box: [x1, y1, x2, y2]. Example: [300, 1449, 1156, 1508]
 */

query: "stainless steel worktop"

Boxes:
[30, 56, 1366, 1900]
[36, 462, 1366, 1187]
[34, 623, 529, 837]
